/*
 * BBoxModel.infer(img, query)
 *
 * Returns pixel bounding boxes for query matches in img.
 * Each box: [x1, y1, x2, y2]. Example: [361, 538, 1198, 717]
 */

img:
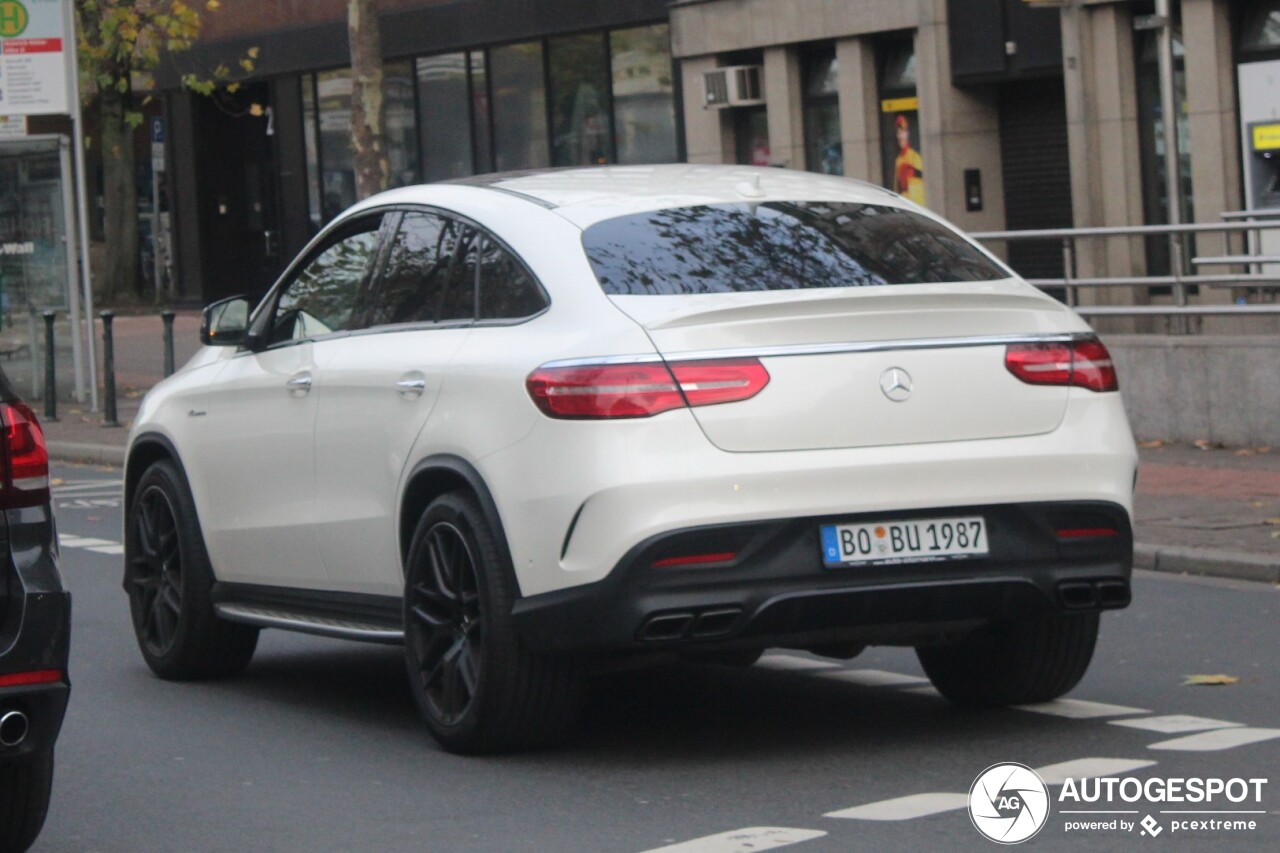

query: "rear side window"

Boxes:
[371, 213, 478, 324]
[477, 238, 547, 321]
[582, 201, 1007, 295]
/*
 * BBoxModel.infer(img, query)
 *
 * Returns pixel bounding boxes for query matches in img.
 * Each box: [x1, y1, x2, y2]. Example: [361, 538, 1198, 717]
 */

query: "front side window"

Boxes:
[271, 217, 382, 343]
[582, 202, 1006, 295]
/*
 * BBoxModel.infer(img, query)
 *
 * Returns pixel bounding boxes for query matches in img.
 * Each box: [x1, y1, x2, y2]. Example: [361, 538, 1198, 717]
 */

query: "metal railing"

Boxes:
[970, 217, 1280, 317]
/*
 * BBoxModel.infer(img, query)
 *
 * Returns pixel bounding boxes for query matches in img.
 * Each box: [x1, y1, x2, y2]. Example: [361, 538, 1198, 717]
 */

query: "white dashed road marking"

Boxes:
[58, 534, 125, 556]
[1013, 698, 1150, 719]
[756, 655, 840, 672]
[825, 793, 968, 821]
[827, 758, 1160, 823]
[640, 827, 827, 852]
[816, 668, 930, 687]
[1109, 715, 1245, 734]
[1147, 727, 1280, 752]
[1033, 757, 1159, 785]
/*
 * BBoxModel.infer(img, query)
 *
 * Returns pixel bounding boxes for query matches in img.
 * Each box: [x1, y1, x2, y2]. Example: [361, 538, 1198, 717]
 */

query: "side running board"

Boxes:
[211, 583, 405, 645]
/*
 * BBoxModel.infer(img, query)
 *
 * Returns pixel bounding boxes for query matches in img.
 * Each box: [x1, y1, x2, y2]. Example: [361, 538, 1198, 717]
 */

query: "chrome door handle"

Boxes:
[396, 378, 427, 398]
[286, 373, 313, 395]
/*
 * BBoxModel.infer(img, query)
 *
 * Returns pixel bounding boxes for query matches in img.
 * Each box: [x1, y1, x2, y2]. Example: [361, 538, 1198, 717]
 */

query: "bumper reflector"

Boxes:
[0, 669, 63, 688]
[652, 551, 737, 568]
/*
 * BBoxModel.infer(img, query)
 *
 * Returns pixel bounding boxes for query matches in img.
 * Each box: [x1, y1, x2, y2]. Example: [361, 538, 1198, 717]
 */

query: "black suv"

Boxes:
[0, 370, 70, 852]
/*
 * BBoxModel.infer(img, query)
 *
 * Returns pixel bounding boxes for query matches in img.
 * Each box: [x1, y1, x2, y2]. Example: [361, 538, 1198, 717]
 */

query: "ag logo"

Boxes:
[0, 1, 27, 39]
[969, 763, 1050, 845]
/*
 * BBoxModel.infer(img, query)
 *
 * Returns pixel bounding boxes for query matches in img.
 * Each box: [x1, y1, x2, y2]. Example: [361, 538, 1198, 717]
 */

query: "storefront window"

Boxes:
[302, 76, 322, 231]
[1136, 29, 1193, 277]
[734, 106, 770, 166]
[312, 62, 419, 223]
[610, 25, 678, 164]
[470, 51, 493, 173]
[878, 38, 925, 207]
[803, 46, 842, 175]
[491, 42, 549, 171]
[418, 53, 473, 181]
[1239, 1, 1280, 55]
[549, 33, 612, 166]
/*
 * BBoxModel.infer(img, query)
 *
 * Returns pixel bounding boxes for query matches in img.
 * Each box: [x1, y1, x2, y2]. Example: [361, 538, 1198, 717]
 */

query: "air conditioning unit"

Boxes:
[703, 65, 764, 108]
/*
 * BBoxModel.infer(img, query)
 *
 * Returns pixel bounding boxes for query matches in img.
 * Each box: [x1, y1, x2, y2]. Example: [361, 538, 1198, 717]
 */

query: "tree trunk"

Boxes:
[348, 0, 389, 200]
[99, 88, 140, 302]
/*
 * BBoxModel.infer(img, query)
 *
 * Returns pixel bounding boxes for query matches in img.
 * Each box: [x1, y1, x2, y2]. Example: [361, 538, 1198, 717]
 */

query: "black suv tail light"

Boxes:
[0, 401, 50, 509]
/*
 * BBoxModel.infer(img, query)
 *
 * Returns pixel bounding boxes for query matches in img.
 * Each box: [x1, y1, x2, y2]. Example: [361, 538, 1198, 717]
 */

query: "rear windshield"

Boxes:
[582, 201, 1007, 295]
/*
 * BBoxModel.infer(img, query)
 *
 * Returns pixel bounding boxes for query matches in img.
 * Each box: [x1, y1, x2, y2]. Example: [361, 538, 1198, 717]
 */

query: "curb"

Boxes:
[47, 441, 126, 468]
[1134, 542, 1280, 585]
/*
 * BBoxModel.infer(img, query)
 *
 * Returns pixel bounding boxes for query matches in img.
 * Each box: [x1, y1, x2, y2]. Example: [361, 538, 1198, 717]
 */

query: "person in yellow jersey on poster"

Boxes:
[893, 114, 926, 206]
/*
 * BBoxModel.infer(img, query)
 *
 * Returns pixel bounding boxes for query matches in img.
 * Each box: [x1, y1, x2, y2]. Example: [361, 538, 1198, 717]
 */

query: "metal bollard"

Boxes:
[101, 311, 119, 428]
[41, 310, 57, 422]
[161, 309, 176, 377]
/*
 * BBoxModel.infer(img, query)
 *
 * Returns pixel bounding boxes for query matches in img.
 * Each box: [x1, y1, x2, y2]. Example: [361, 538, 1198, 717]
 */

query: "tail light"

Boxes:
[0, 400, 50, 509]
[526, 358, 770, 419]
[1005, 336, 1119, 392]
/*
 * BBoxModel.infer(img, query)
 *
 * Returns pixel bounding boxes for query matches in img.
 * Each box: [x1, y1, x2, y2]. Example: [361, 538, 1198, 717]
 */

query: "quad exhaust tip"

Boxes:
[0, 709, 29, 748]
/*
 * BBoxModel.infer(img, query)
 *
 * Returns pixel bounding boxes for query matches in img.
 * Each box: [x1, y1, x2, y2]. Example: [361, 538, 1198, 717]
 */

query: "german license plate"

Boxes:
[820, 516, 987, 567]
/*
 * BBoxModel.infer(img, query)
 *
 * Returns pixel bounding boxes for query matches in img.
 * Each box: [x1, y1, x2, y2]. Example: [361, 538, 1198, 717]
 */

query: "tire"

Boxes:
[403, 492, 583, 754]
[124, 460, 259, 680]
[916, 612, 1100, 707]
[0, 750, 54, 853]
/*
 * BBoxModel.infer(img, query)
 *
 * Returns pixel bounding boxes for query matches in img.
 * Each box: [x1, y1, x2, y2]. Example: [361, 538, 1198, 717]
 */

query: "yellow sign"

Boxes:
[1253, 123, 1280, 152]
[0, 0, 27, 38]
[881, 96, 919, 114]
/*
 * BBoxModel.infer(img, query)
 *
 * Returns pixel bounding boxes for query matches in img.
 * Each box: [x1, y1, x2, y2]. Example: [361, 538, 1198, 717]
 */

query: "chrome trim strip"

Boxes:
[215, 603, 404, 645]
[539, 332, 1088, 369]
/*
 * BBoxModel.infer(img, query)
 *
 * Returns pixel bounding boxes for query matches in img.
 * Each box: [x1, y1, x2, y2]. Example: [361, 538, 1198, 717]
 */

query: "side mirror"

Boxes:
[200, 296, 250, 347]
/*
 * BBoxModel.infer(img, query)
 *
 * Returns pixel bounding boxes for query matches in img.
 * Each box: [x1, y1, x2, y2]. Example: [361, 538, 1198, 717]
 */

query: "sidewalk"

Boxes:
[12, 313, 1278, 585]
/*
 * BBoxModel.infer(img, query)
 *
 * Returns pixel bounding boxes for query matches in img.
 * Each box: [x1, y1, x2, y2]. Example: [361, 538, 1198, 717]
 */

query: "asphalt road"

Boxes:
[31, 462, 1280, 852]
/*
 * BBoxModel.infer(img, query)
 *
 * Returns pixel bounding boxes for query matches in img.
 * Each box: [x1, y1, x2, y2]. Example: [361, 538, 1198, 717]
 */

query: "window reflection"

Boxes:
[418, 54, 473, 181]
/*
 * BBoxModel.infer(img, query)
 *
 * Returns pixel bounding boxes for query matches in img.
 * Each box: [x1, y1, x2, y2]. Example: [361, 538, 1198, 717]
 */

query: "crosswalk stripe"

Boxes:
[824, 793, 968, 821]
[640, 827, 827, 852]
[1034, 758, 1158, 785]
[1109, 715, 1245, 734]
[1147, 728, 1280, 752]
[816, 669, 930, 687]
[1013, 698, 1150, 719]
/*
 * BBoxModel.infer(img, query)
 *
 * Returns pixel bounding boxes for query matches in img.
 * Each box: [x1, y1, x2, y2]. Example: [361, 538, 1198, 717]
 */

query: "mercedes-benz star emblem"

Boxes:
[879, 367, 913, 402]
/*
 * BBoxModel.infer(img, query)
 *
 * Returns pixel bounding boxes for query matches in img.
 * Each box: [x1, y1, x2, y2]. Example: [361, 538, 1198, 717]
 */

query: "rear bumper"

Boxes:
[510, 500, 1131, 653]
[0, 590, 71, 762]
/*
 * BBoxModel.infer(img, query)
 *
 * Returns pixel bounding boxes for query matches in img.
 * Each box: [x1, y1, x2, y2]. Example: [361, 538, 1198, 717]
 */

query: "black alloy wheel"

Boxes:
[404, 492, 583, 754]
[406, 520, 484, 727]
[124, 460, 258, 680]
[128, 484, 184, 658]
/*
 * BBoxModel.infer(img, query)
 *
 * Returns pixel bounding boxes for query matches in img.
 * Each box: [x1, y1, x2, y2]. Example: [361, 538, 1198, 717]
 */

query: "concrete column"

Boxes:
[1061, 0, 1146, 316]
[763, 46, 805, 169]
[836, 37, 882, 184]
[1183, 0, 1244, 312]
[914, 0, 1006, 233]
[681, 56, 734, 164]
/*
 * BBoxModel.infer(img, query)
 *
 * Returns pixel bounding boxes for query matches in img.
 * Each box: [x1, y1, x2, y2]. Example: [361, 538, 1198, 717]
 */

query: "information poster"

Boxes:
[0, 0, 71, 116]
[881, 96, 926, 207]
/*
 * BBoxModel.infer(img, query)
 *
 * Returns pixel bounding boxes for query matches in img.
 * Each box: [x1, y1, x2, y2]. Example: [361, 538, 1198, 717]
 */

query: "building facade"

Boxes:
[157, 0, 1279, 322]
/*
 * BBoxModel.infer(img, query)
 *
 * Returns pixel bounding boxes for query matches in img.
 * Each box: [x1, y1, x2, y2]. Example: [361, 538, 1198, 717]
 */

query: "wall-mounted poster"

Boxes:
[881, 96, 925, 206]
